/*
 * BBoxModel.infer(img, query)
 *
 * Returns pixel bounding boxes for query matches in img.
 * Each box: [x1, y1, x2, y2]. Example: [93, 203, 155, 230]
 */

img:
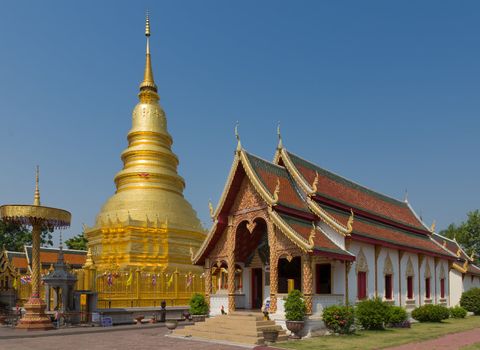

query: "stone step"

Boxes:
[202, 317, 275, 328]
[174, 328, 265, 345]
[191, 322, 284, 334]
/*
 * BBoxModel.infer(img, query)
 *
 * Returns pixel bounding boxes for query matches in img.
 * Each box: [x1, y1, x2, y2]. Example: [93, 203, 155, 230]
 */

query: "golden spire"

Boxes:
[33, 165, 41, 206]
[139, 12, 158, 95]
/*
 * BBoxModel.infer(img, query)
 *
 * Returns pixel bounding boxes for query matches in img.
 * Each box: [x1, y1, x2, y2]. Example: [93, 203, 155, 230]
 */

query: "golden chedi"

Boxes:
[85, 16, 205, 273]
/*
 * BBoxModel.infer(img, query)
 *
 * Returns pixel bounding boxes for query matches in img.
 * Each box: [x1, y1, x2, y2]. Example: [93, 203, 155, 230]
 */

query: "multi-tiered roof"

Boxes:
[194, 136, 456, 264]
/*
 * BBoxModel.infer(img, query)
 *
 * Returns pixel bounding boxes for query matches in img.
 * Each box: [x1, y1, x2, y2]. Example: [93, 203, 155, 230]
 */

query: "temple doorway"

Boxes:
[278, 257, 301, 293]
[251, 268, 263, 309]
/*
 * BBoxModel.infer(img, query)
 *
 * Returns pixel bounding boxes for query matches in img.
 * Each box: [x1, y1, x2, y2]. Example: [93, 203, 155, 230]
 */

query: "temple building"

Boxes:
[432, 233, 480, 305]
[84, 16, 205, 274]
[191, 132, 475, 334]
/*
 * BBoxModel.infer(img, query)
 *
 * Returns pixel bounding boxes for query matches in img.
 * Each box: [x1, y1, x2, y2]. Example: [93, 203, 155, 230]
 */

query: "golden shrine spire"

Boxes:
[139, 12, 158, 96]
[33, 165, 41, 206]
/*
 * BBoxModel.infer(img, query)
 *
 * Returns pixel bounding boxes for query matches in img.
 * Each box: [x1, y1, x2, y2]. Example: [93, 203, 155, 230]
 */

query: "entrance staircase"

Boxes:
[173, 311, 288, 345]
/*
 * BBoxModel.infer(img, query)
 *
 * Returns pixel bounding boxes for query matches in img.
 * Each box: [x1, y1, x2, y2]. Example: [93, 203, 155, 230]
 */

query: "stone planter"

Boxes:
[286, 320, 305, 339]
[165, 320, 178, 332]
[191, 314, 206, 322]
[262, 329, 279, 343]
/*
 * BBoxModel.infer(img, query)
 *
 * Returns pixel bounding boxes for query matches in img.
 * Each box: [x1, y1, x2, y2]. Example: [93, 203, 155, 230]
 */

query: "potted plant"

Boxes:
[189, 293, 209, 322]
[284, 289, 306, 339]
[262, 327, 279, 344]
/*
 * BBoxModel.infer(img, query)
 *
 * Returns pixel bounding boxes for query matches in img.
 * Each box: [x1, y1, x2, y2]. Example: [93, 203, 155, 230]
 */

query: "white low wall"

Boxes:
[210, 294, 228, 316]
[312, 294, 344, 316]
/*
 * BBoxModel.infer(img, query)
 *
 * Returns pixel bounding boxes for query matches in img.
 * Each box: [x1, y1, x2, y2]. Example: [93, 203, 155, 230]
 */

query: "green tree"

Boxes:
[0, 220, 53, 251]
[65, 232, 88, 250]
[440, 210, 480, 265]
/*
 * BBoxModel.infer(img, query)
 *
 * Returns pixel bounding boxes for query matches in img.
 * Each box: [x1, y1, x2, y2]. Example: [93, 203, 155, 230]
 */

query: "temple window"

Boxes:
[440, 278, 445, 299]
[424, 260, 432, 300]
[278, 257, 301, 293]
[357, 271, 367, 300]
[356, 248, 368, 300]
[425, 278, 431, 299]
[384, 254, 394, 300]
[385, 274, 393, 300]
[406, 256, 415, 300]
[407, 276, 414, 299]
[315, 263, 332, 294]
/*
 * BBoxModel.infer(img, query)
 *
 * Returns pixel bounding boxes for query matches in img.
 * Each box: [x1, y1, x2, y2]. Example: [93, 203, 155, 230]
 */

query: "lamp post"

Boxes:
[0, 167, 70, 330]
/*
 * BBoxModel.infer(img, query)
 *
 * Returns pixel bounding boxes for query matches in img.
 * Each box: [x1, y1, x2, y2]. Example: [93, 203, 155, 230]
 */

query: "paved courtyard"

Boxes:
[0, 326, 258, 350]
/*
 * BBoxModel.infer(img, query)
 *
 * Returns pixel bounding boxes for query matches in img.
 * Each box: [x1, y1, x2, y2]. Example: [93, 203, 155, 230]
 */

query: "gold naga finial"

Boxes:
[443, 240, 447, 248]
[139, 11, 157, 94]
[277, 121, 283, 149]
[273, 178, 280, 204]
[311, 171, 319, 194]
[235, 121, 242, 152]
[346, 209, 354, 234]
[463, 260, 469, 270]
[306, 223, 316, 250]
[208, 200, 215, 220]
[33, 165, 41, 206]
[430, 220, 436, 233]
[456, 248, 462, 258]
[470, 250, 475, 261]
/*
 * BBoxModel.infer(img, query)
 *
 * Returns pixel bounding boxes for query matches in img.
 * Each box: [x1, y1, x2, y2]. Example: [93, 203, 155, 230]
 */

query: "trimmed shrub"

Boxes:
[460, 288, 480, 315]
[387, 306, 408, 324]
[322, 305, 355, 334]
[355, 298, 390, 330]
[449, 306, 467, 319]
[189, 293, 209, 315]
[284, 289, 306, 321]
[411, 304, 449, 322]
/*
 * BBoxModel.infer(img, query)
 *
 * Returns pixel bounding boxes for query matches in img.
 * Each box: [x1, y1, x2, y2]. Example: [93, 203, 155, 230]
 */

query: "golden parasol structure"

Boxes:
[0, 167, 71, 330]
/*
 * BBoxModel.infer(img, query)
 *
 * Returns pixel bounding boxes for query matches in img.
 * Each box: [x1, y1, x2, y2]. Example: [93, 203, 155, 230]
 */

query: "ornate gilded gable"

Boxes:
[406, 256, 414, 277]
[356, 248, 369, 273]
[384, 253, 393, 275]
[230, 178, 266, 215]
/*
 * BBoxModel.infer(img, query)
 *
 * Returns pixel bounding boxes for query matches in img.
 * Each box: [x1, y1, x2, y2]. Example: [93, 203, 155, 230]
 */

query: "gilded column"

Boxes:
[302, 254, 313, 315]
[268, 221, 278, 313]
[227, 218, 236, 313]
[31, 223, 42, 298]
[204, 258, 211, 307]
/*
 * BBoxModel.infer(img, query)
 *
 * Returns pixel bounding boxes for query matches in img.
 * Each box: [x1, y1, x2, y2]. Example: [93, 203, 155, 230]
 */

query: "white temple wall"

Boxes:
[377, 247, 399, 305]
[463, 273, 480, 292]
[399, 252, 418, 308]
[449, 269, 463, 307]
[332, 260, 345, 295]
[347, 241, 375, 304]
[434, 259, 449, 306]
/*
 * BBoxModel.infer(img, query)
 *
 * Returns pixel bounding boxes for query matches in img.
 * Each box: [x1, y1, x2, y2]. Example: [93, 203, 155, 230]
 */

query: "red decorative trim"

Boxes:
[311, 250, 355, 261]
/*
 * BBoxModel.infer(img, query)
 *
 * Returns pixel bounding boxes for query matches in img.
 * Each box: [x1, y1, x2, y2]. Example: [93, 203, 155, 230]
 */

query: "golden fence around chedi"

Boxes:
[16, 268, 205, 309]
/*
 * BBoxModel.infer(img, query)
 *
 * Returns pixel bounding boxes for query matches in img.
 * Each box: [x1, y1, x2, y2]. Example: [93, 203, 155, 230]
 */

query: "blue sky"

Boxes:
[0, 1, 479, 245]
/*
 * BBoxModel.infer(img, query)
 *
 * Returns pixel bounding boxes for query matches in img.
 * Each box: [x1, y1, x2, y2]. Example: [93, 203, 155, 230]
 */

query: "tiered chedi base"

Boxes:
[173, 312, 287, 345]
[16, 296, 53, 330]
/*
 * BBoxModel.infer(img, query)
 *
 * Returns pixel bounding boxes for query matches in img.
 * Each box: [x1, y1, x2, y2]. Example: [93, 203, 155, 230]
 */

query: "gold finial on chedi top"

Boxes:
[139, 12, 158, 96]
[33, 165, 41, 206]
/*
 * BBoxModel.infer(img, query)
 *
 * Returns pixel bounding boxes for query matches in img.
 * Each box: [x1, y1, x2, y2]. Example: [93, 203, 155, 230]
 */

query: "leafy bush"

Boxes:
[322, 305, 355, 334]
[460, 288, 480, 315]
[449, 306, 467, 319]
[284, 289, 306, 321]
[387, 306, 408, 324]
[411, 304, 449, 322]
[355, 298, 390, 330]
[189, 293, 209, 315]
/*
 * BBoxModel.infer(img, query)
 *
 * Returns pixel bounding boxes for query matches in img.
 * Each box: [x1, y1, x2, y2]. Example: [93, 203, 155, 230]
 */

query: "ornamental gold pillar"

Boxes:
[268, 221, 278, 313]
[204, 258, 212, 307]
[227, 218, 236, 313]
[302, 254, 313, 315]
